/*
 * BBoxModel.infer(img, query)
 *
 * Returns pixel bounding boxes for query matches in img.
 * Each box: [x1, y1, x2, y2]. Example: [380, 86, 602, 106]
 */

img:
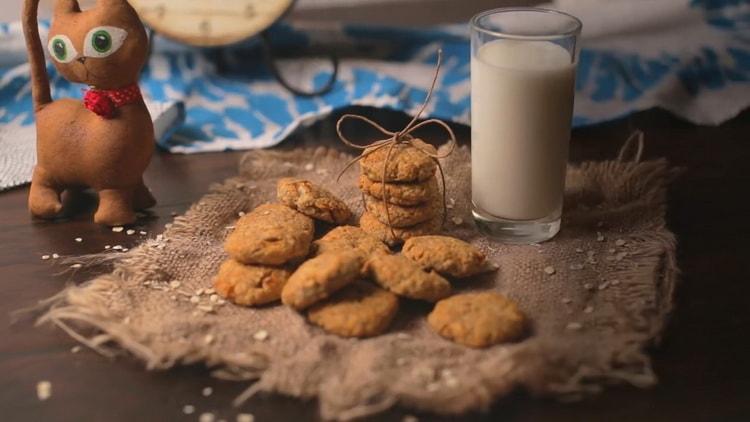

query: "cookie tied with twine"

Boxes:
[336, 50, 456, 238]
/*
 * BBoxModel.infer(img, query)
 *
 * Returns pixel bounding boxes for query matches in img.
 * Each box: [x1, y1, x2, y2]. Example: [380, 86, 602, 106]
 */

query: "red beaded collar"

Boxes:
[83, 83, 142, 119]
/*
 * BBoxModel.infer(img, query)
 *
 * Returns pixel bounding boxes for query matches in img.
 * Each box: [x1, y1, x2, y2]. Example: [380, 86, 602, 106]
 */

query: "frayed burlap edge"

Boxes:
[33, 145, 680, 420]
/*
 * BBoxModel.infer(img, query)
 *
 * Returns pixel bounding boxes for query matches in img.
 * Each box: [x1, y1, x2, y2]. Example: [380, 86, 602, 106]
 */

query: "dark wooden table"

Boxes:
[2, 107, 749, 422]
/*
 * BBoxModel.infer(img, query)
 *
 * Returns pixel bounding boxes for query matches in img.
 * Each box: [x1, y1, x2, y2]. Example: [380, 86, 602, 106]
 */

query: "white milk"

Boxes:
[471, 39, 575, 221]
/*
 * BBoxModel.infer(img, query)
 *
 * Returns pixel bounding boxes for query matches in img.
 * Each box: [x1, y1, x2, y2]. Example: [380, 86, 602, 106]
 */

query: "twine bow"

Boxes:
[335, 49, 456, 237]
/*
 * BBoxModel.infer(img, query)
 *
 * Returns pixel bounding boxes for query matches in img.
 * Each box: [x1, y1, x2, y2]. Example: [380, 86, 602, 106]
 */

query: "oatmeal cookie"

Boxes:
[427, 292, 526, 348]
[363, 193, 439, 228]
[281, 250, 362, 310]
[359, 212, 442, 246]
[360, 138, 437, 182]
[225, 203, 314, 265]
[402, 235, 498, 278]
[313, 225, 391, 258]
[358, 174, 438, 206]
[307, 281, 399, 338]
[213, 259, 292, 306]
[277, 178, 353, 224]
[365, 254, 451, 302]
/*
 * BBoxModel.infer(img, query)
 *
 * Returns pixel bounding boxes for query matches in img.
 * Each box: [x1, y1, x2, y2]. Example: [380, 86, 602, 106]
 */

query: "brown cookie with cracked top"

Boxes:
[359, 211, 442, 246]
[360, 138, 437, 182]
[213, 259, 292, 306]
[307, 281, 399, 338]
[365, 254, 451, 302]
[314, 225, 391, 259]
[225, 203, 314, 266]
[281, 250, 362, 310]
[402, 235, 498, 278]
[363, 192, 440, 228]
[428, 292, 526, 348]
[277, 177, 352, 225]
[358, 174, 438, 206]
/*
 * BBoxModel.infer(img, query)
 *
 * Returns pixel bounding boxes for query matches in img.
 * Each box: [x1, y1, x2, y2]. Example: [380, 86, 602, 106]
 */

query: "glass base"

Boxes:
[472, 204, 560, 244]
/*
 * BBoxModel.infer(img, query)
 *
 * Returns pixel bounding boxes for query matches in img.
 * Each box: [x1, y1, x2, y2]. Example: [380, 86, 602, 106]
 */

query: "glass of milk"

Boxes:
[470, 8, 581, 243]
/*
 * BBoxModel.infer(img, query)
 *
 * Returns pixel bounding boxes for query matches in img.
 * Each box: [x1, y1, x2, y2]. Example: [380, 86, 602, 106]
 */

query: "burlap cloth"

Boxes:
[39, 143, 679, 420]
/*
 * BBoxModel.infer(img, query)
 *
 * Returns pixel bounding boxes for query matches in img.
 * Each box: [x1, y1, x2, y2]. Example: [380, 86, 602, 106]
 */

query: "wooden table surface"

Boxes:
[1, 106, 749, 421]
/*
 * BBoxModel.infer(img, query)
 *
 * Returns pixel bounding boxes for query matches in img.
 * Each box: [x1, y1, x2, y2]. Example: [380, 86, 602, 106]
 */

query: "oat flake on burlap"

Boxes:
[38, 142, 679, 420]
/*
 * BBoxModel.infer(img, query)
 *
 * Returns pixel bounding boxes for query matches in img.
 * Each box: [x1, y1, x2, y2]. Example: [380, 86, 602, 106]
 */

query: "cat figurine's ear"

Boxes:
[53, 0, 80, 15]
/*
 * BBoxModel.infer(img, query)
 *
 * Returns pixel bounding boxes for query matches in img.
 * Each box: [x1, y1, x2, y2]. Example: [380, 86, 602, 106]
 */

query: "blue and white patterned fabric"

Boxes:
[1, 0, 749, 156]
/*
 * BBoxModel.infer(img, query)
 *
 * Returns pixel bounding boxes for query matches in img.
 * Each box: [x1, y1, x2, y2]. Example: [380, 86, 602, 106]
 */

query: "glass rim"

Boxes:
[470, 7, 582, 41]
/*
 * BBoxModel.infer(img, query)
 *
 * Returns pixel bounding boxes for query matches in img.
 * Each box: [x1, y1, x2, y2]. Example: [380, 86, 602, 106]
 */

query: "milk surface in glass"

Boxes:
[471, 39, 575, 221]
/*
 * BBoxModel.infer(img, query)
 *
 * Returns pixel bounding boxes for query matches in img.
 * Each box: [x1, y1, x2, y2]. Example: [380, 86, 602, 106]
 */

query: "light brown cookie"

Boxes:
[277, 177, 353, 225]
[360, 138, 437, 182]
[213, 259, 292, 306]
[363, 193, 440, 228]
[365, 254, 451, 302]
[313, 225, 391, 258]
[359, 212, 442, 246]
[402, 235, 498, 278]
[358, 174, 438, 206]
[428, 292, 526, 348]
[307, 281, 399, 338]
[225, 203, 314, 266]
[281, 251, 362, 310]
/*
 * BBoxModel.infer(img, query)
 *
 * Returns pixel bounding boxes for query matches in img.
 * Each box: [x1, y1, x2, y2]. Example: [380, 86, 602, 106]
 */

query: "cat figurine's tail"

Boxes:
[22, 0, 75, 112]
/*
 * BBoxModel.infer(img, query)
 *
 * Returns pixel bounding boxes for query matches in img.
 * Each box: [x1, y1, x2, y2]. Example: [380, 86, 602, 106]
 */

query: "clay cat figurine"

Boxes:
[22, 0, 155, 226]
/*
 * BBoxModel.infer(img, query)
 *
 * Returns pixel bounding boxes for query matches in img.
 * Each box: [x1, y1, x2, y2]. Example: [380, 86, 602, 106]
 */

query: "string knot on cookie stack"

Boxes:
[336, 50, 456, 245]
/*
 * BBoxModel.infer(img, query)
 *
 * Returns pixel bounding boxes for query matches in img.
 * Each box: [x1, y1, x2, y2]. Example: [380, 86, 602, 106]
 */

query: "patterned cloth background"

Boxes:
[0, 0, 748, 163]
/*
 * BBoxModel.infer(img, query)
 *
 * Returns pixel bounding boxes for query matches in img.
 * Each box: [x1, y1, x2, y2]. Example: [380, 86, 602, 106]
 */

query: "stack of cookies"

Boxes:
[358, 138, 443, 246]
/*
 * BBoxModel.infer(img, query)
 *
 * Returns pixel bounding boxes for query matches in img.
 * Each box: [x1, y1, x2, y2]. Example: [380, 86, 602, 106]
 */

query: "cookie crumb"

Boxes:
[575, 248, 583, 253]
[36, 380, 52, 401]
[583, 283, 594, 290]
[42, 255, 50, 260]
[566, 322, 583, 331]
[112, 226, 124, 233]
[583, 306, 594, 314]
[139, 230, 147, 235]
[253, 330, 269, 341]
[451, 216, 464, 225]
[569, 263, 584, 270]
[598, 281, 610, 290]
[71, 345, 82, 353]
[52, 253, 60, 259]
[236, 414, 255, 422]
[615, 239, 626, 246]
[611, 279, 621, 286]
[543, 266, 556, 275]
[169, 281, 181, 289]
[190, 296, 200, 304]
[402, 415, 419, 422]
[202, 387, 213, 397]
[74, 237, 82, 242]
[615, 252, 628, 261]
[561, 297, 572, 304]
[199, 413, 215, 422]
[203, 334, 214, 345]
[126, 229, 136, 235]
[70, 263, 82, 269]
[304, 163, 315, 171]
[104, 245, 111, 250]
[596, 232, 605, 242]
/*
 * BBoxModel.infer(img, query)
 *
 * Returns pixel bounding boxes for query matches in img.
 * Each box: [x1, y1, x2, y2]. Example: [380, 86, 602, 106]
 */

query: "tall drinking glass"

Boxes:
[470, 8, 581, 243]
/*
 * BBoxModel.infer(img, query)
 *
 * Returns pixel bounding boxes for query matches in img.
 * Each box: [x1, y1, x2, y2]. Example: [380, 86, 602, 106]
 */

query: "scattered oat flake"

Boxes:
[126, 229, 135, 235]
[569, 263, 584, 270]
[451, 216, 464, 225]
[608, 248, 616, 254]
[403, 415, 419, 422]
[182, 405, 195, 415]
[561, 297, 572, 304]
[196, 288, 205, 296]
[253, 330, 269, 341]
[238, 211, 246, 217]
[596, 232, 605, 241]
[169, 281, 181, 289]
[396, 332, 410, 339]
[112, 245, 123, 250]
[104, 245, 111, 250]
[202, 387, 213, 397]
[304, 163, 314, 171]
[139, 231, 147, 235]
[543, 266, 556, 275]
[616, 252, 628, 261]
[70, 263, 82, 269]
[236, 414, 255, 422]
[52, 253, 60, 259]
[611, 279, 621, 286]
[121, 248, 129, 252]
[198, 305, 215, 313]
[566, 322, 583, 331]
[42, 255, 50, 260]
[204, 334, 214, 345]
[199, 412, 215, 422]
[396, 357, 407, 366]
[36, 380, 52, 401]
[445, 377, 459, 388]
[71, 345, 82, 353]
[575, 248, 583, 253]
[584, 306, 594, 314]
[426, 382, 440, 392]
[205, 288, 216, 295]
[210, 294, 219, 303]
[112, 226, 124, 233]
[74, 237, 82, 242]
[615, 239, 626, 246]
[584, 283, 594, 290]
[190, 296, 200, 304]
[599, 281, 610, 290]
